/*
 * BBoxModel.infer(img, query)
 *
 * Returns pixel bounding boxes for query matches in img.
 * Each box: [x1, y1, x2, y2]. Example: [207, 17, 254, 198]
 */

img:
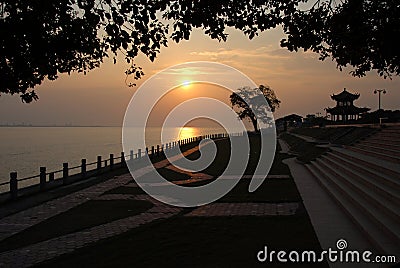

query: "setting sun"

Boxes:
[181, 80, 192, 89]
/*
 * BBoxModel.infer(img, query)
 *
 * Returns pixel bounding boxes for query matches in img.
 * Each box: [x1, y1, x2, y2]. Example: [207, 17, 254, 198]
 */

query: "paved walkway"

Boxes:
[0, 192, 181, 268]
[278, 138, 291, 154]
[0, 176, 131, 242]
[0, 140, 295, 267]
[186, 202, 300, 217]
[0, 143, 214, 267]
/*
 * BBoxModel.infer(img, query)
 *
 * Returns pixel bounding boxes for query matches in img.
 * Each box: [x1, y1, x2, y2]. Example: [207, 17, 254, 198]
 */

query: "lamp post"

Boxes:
[373, 89, 386, 110]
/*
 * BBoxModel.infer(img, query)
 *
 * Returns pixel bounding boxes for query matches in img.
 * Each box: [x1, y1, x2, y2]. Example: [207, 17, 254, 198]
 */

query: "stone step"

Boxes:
[314, 160, 400, 241]
[347, 146, 400, 164]
[317, 157, 400, 221]
[354, 143, 400, 157]
[373, 132, 400, 140]
[381, 128, 400, 133]
[330, 147, 400, 177]
[321, 154, 400, 204]
[362, 138, 400, 148]
[326, 152, 400, 192]
[359, 140, 400, 149]
[385, 127, 400, 131]
[364, 134, 400, 142]
[306, 162, 400, 256]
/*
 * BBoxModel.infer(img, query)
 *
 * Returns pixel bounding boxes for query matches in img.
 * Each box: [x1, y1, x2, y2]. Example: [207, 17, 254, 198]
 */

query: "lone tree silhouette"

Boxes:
[230, 85, 280, 132]
[1, 0, 399, 102]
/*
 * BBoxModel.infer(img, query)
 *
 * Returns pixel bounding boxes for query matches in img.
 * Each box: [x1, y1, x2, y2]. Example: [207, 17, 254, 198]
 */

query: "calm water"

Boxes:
[0, 126, 225, 191]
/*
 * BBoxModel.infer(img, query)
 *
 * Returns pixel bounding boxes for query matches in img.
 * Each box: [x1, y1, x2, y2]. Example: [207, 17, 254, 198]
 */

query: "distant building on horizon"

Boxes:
[326, 88, 370, 123]
[276, 114, 303, 131]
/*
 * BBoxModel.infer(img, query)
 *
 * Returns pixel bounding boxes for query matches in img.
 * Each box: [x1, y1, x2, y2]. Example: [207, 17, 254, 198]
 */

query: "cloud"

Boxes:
[189, 46, 291, 62]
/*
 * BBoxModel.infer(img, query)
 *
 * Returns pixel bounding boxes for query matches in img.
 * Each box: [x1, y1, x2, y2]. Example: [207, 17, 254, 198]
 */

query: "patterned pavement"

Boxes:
[0, 142, 295, 267]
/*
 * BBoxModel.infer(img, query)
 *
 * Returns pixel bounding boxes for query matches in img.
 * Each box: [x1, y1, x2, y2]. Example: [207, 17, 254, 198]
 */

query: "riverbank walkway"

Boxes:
[0, 139, 300, 268]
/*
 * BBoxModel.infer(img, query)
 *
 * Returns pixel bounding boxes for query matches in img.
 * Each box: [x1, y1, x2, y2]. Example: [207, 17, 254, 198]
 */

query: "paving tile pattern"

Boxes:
[185, 202, 300, 217]
[0, 140, 293, 267]
[0, 194, 181, 268]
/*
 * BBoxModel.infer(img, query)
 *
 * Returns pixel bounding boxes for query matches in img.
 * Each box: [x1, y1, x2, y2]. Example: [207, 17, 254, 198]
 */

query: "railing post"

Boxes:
[97, 156, 102, 170]
[120, 152, 125, 166]
[110, 154, 114, 169]
[49, 172, 55, 182]
[40, 167, 46, 191]
[63, 163, 68, 185]
[151, 146, 154, 157]
[81, 159, 87, 178]
[146, 147, 149, 156]
[10, 172, 18, 199]
[130, 150, 134, 161]
[157, 145, 160, 156]
[138, 148, 142, 159]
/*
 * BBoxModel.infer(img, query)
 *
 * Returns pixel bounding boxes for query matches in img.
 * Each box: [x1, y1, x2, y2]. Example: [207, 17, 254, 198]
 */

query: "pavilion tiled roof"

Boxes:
[331, 88, 360, 101]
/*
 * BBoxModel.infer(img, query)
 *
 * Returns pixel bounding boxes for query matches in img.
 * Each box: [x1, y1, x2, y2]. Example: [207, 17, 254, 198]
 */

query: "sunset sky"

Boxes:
[0, 26, 399, 126]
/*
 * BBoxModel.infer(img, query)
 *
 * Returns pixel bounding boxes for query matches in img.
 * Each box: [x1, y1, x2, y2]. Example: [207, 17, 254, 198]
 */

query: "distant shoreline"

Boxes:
[0, 125, 117, 128]
[0, 125, 225, 128]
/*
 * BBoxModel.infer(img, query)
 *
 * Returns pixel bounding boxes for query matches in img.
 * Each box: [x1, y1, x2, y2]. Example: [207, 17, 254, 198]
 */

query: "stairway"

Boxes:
[348, 125, 400, 163]
[305, 125, 400, 257]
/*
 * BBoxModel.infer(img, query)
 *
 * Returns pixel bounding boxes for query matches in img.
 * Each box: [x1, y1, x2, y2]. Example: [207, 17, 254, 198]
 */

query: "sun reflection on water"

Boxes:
[178, 127, 198, 140]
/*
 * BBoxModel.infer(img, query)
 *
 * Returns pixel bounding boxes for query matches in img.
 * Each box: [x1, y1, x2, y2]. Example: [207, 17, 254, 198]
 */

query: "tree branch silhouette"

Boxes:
[230, 85, 280, 132]
[0, 0, 398, 102]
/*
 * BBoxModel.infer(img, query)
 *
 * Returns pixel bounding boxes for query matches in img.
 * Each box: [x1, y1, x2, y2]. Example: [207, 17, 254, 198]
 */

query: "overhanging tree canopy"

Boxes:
[1, 0, 399, 102]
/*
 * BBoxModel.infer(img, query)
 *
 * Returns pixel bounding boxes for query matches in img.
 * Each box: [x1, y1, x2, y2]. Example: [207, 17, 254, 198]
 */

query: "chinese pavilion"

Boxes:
[326, 88, 370, 122]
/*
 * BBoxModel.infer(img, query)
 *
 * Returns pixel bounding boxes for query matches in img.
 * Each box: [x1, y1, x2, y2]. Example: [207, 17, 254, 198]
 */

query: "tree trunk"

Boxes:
[250, 117, 259, 132]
